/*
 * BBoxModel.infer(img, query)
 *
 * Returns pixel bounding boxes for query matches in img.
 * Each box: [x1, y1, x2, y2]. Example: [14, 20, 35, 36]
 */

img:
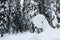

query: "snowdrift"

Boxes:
[31, 14, 53, 31]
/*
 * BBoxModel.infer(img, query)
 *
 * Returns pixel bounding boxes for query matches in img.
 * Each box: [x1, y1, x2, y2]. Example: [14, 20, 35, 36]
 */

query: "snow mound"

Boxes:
[31, 14, 53, 31]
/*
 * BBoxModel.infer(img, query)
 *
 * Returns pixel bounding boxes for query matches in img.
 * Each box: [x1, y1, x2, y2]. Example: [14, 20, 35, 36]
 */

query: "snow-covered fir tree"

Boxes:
[0, 0, 9, 37]
[23, 0, 39, 33]
[56, 0, 60, 28]
[43, 0, 58, 28]
[44, 0, 55, 28]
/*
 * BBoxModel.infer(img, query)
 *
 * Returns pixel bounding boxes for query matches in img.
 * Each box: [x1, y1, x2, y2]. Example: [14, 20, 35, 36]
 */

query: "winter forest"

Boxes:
[0, 0, 60, 40]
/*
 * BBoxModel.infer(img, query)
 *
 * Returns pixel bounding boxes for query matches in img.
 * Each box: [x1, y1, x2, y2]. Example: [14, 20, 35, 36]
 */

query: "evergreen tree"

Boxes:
[23, 0, 39, 32]
[56, 0, 60, 28]
[56, 0, 60, 23]
[0, 0, 9, 37]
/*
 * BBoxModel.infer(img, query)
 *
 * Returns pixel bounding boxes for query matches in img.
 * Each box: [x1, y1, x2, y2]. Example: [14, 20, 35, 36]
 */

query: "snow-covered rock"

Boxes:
[31, 14, 53, 31]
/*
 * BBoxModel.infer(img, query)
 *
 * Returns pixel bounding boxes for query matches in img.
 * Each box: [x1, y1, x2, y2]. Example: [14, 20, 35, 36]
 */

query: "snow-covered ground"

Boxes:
[0, 29, 60, 40]
[0, 14, 60, 40]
